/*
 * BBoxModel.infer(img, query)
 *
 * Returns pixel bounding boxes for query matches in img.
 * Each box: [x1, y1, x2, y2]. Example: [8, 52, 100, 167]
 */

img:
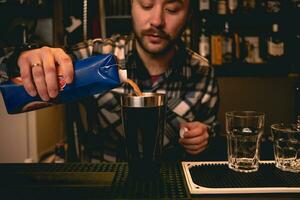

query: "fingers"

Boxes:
[17, 47, 74, 101]
[53, 48, 73, 83]
[180, 139, 208, 155]
[185, 146, 206, 155]
[180, 122, 208, 138]
[179, 121, 209, 155]
[18, 53, 37, 97]
[180, 121, 200, 129]
[41, 47, 59, 99]
[179, 139, 208, 150]
[179, 132, 209, 145]
[31, 58, 49, 101]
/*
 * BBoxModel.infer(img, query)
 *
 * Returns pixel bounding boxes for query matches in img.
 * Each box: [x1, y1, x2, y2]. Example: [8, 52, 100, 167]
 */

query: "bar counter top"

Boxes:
[0, 162, 299, 200]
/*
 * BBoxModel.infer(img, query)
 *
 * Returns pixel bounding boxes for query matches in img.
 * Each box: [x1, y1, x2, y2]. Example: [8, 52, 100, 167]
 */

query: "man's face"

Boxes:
[131, 0, 190, 55]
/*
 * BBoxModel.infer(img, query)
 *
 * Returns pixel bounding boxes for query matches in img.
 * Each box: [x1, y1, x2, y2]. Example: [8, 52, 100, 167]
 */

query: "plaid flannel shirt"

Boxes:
[70, 34, 219, 162]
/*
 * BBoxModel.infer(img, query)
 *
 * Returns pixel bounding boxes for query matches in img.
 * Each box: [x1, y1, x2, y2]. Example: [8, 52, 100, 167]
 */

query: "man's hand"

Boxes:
[17, 47, 74, 101]
[179, 121, 209, 155]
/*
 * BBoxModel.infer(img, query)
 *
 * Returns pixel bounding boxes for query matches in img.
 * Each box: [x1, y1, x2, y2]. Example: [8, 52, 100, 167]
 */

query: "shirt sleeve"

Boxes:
[167, 66, 220, 138]
[0, 38, 49, 83]
[70, 35, 129, 71]
[0, 47, 22, 83]
[0, 53, 12, 84]
[195, 67, 220, 138]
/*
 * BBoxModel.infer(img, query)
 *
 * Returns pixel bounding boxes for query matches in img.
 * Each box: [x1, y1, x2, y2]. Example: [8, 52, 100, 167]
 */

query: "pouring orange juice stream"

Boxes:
[124, 79, 143, 96]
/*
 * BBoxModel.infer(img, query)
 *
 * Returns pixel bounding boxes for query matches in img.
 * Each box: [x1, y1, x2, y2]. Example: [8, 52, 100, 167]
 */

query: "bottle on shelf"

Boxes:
[182, 27, 192, 49]
[234, 31, 241, 62]
[291, 0, 300, 10]
[294, 30, 300, 69]
[221, 20, 236, 64]
[198, 17, 211, 61]
[295, 82, 300, 123]
[54, 141, 66, 163]
[217, 0, 227, 15]
[241, 32, 264, 64]
[244, 37, 263, 64]
[210, 0, 218, 14]
[210, 22, 223, 65]
[199, 0, 210, 14]
[289, 27, 300, 72]
[266, 23, 285, 64]
[290, 0, 300, 19]
[262, 0, 281, 13]
[241, 0, 257, 14]
[297, 115, 300, 130]
[228, 0, 238, 15]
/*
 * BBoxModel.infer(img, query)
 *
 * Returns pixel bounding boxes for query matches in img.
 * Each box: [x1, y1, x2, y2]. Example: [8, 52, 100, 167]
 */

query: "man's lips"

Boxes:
[145, 34, 165, 43]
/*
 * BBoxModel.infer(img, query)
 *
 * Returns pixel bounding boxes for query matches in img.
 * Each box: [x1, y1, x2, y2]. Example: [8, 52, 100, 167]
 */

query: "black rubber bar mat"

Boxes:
[0, 162, 189, 199]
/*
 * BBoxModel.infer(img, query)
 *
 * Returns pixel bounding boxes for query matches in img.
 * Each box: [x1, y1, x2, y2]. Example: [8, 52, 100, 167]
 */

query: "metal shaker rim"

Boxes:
[121, 92, 166, 107]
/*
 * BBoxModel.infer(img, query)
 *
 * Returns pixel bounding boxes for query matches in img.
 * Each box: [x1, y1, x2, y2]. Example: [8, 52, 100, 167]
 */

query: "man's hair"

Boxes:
[130, 0, 194, 19]
[131, 0, 194, 11]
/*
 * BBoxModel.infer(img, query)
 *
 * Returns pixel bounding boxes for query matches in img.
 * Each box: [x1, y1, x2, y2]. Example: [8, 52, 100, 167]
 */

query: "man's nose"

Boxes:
[150, 8, 165, 28]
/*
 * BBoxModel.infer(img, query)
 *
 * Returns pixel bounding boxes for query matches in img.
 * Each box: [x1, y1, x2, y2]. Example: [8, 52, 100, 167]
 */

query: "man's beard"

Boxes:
[134, 27, 179, 56]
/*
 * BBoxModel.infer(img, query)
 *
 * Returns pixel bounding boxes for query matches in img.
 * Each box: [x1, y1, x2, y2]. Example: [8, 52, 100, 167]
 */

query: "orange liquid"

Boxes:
[124, 79, 143, 96]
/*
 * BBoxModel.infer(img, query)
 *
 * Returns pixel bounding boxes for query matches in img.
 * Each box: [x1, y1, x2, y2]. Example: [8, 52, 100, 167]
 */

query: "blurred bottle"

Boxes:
[14, 23, 28, 46]
[262, 0, 281, 13]
[21, 24, 27, 44]
[296, 115, 300, 131]
[210, 0, 218, 14]
[242, 0, 256, 13]
[234, 31, 241, 62]
[228, 0, 238, 15]
[295, 82, 300, 122]
[267, 23, 285, 64]
[291, 0, 300, 10]
[54, 141, 66, 163]
[289, 1, 300, 72]
[289, 26, 300, 72]
[198, 17, 211, 61]
[221, 20, 235, 64]
[217, 0, 227, 15]
[182, 27, 192, 49]
[241, 31, 264, 64]
[211, 22, 223, 65]
[199, 0, 210, 14]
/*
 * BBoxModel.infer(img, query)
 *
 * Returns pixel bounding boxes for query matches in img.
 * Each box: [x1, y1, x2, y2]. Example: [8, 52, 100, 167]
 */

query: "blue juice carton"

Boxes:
[0, 54, 126, 114]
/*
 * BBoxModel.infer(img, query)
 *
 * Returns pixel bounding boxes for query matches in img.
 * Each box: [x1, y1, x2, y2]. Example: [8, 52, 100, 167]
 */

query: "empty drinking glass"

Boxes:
[226, 111, 265, 173]
[271, 123, 300, 173]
